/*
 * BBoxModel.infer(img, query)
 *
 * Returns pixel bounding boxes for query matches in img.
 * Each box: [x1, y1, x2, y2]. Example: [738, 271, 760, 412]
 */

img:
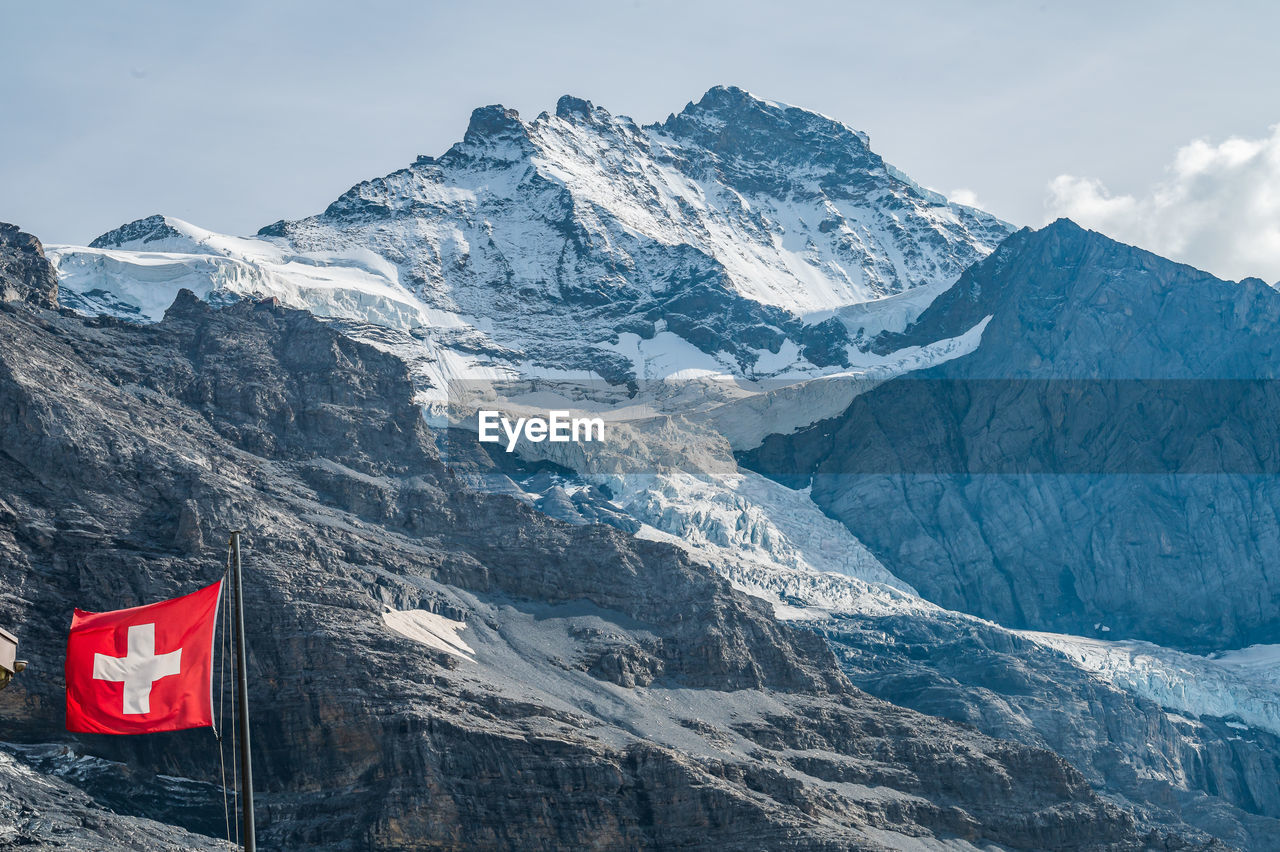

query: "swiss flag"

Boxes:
[65, 581, 222, 735]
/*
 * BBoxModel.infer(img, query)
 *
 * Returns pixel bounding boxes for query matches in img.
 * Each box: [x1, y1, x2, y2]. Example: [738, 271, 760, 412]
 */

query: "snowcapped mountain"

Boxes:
[54, 86, 1011, 383]
[14, 85, 1280, 848]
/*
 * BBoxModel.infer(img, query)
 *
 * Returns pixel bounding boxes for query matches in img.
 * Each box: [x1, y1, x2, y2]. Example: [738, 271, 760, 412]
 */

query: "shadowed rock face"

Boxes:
[0, 271, 1207, 848]
[0, 222, 58, 309]
[742, 220, 1280, 651]
[873, 219, 1280, 379]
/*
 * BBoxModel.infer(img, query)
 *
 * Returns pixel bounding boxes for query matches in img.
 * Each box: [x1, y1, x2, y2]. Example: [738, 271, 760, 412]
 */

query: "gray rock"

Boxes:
[0, 222, 58, 310]
[174, 499, 204, 553]
[89, 213, 185, 249]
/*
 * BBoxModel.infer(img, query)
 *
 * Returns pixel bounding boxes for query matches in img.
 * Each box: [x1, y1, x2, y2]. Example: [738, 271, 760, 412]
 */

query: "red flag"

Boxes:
[65, 581, 222, 735]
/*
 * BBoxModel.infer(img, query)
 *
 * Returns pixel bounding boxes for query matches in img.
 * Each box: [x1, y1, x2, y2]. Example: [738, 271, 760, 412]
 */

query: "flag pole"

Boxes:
[230, 531, 256, 851]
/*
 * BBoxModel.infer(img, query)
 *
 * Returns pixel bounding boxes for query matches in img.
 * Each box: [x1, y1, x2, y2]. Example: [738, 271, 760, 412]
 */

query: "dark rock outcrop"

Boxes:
[0, 222, 58, 309]
[0, 743, 226, 850]
[89, 213, 185, 249]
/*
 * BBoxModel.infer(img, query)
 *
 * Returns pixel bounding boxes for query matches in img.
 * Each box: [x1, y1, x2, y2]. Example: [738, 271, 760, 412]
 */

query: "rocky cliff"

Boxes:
[742, 220, 1280, 650]
[0, 222, 58, 309]
[0, 226, 1196, 849]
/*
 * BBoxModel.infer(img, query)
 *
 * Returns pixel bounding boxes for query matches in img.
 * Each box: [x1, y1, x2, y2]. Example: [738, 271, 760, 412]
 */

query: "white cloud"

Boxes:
[1046, 125, 1280, 283]
[948, 188, 983, 209]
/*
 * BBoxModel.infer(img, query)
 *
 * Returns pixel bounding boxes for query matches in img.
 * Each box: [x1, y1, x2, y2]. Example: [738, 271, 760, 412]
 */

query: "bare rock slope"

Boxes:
[0, 221, 1207, 848]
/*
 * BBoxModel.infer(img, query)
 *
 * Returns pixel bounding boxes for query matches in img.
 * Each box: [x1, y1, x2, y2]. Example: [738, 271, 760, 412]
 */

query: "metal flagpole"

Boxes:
[230, 531, 256, 851]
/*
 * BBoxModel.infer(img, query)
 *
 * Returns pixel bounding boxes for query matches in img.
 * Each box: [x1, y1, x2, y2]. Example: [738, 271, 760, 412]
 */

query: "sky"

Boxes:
[4, 0, 1280, 281]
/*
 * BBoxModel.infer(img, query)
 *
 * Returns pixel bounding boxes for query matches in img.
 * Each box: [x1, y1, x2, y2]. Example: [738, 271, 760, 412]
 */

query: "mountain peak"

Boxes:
[56, 88, 1013, 380]
[874, 216, 1280, 379]
[161, 286, 212, 322]
[555, 94, 597, 120]
[1044, 216, 1085, 231]
[1003, 218, 1173, 272]
[429, 104, 537, 167]
[463, 104, 527, 142]
[669, 85, 788, 127]
[691, 84, 764, 111]
[663, 85, 871, 148]
[437, 106, 533, 163]
[89, 214, 184, 249]
[1034, 217, 1108, 249]
[655, 86, 876, 180]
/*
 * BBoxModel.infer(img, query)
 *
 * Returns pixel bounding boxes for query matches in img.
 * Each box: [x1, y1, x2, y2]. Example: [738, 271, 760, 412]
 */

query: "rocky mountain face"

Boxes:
[68, 87, 1011, 381]
[742, 220, 1280, 650]
[0, 222, 58, 309]
[0, 231, 1197, 849]
[872, 219, 1280, 378]
[825, 607, 1280, 851]
[700, 545, 1280, 850]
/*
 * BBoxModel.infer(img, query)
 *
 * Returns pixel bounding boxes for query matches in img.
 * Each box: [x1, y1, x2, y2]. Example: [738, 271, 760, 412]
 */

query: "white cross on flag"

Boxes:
[65, 581, 222, 734]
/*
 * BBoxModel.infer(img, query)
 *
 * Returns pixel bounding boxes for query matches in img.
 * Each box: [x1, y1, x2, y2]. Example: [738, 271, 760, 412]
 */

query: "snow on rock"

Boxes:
[630, 469, 1280, 741]
[703, 315, 993, 450]
[613, 452, 1280, 740]
[49, 215, 459, 330]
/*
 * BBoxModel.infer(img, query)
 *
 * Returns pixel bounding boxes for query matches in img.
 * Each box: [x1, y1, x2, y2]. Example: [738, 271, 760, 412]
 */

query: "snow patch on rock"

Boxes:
[383, 609, 475, 660]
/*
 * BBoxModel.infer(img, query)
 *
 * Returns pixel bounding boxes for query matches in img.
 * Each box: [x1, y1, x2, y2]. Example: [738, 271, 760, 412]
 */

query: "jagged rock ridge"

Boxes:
[71, 86, 1012, 381]
[743, 220, 1280, 650]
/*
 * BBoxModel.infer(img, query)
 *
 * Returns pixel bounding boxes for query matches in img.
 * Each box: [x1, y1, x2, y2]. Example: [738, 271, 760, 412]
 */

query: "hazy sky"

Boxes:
[5, 1, 1280, 279]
